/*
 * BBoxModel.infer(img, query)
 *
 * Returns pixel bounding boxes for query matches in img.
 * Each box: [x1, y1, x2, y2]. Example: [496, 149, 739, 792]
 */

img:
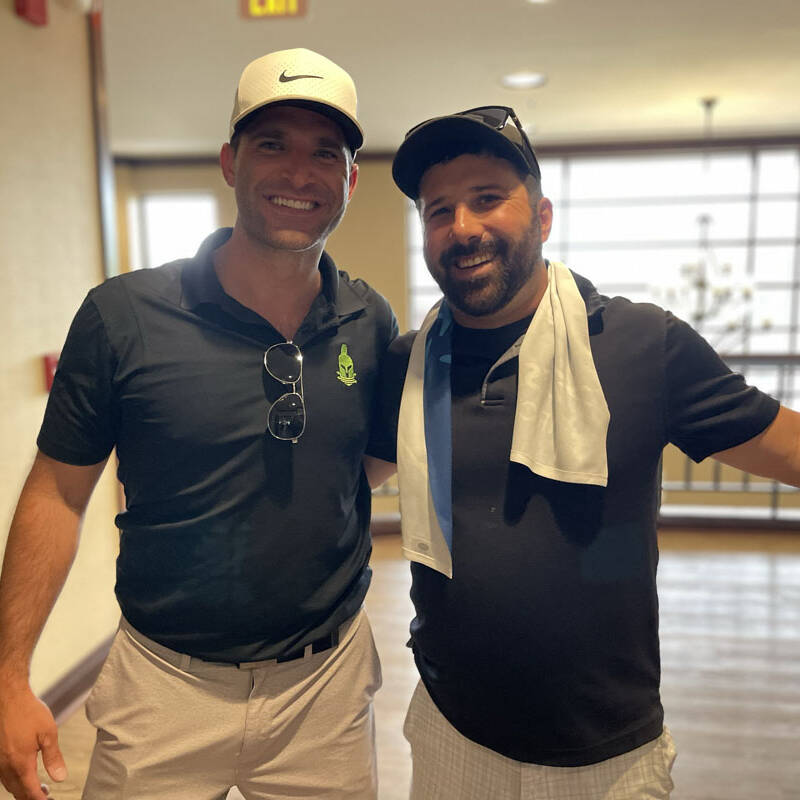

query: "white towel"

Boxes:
[397, 262, 610, 578]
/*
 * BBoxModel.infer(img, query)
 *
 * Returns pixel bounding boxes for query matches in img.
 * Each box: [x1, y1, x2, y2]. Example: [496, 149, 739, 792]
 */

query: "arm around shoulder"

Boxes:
[363, 455, 397, 489]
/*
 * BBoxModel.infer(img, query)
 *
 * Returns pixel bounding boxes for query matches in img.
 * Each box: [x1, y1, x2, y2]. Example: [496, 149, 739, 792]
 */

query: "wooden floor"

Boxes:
[4, 530, 799, 800]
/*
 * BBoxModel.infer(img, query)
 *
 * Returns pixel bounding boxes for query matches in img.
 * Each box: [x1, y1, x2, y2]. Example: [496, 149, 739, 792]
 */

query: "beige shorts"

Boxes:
[404, 680, 677, 800]
[82, 609, 382, 800]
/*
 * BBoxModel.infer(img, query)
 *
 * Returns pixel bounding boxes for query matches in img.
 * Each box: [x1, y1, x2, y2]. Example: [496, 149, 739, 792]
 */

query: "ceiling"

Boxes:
[101, 0, 800, 159]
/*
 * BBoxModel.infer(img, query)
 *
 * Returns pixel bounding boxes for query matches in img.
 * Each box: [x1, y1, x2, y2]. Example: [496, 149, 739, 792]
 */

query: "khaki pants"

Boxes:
[404, 681, 677, 800]
[82, 610, 382, 800]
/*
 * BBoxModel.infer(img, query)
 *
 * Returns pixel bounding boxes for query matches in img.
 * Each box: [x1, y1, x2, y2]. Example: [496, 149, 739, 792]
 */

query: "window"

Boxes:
[129, 193, 218, 269]
[406, 144, 800, 403]
[407, 145, 800, 342]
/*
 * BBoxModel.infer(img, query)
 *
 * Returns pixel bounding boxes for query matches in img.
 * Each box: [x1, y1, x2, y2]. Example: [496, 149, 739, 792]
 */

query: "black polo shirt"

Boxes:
[373, 270, 779, 766]
[38, 228, 398, 662]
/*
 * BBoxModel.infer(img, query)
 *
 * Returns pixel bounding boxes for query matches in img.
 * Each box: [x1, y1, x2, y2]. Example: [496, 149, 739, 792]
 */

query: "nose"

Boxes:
[280, 149, 315, 189]
[451, 203, 483, 244]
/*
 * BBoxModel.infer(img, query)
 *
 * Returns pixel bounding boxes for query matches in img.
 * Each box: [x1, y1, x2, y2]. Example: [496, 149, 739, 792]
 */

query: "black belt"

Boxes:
[275, 628, 340, 663]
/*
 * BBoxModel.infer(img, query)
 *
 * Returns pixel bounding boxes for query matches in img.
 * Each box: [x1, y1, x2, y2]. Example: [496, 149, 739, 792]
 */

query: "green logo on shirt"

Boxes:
[336, 344, 357, 386]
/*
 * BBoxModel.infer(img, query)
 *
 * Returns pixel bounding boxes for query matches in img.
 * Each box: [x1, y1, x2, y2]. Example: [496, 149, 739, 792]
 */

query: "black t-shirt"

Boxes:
[373, 272, 779, 766]
[38, 228, 398, 662]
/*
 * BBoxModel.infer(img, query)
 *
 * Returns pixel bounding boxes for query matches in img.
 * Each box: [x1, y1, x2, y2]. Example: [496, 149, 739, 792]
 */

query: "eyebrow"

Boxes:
[470, 183, 507, 193]
[247, 126, 345, 152]
[316, 136, 346, 151]
[247, 125, 284, 139]
[425, 183, 508, 210]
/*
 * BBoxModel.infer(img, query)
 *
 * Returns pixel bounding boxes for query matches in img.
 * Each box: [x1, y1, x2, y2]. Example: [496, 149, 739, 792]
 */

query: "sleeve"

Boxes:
[366, 331, 415, 463]
[37, 292, 119, 465]
[664, 312, 780, 462]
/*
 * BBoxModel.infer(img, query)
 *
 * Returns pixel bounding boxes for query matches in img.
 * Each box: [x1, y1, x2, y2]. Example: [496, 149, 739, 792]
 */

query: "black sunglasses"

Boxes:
[406, 105, 540, 180]
[264, 342, 305, 443]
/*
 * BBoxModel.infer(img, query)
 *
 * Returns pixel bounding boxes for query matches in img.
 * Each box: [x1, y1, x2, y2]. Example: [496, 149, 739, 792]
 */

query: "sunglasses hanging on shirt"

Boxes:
[264, 342, 305, 443]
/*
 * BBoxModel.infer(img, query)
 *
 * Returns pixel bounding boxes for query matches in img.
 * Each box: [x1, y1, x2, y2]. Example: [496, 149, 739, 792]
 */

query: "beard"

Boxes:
[427, 217, 543, 319]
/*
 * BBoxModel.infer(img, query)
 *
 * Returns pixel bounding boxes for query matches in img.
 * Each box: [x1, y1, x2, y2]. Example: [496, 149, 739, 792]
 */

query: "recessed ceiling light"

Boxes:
[501, 71, 548, 90]
[526, 0, 551, 4]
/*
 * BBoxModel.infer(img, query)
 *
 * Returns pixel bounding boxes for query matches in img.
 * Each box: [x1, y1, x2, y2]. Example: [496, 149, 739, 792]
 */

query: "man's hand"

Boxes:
[0, 683, 65, 800]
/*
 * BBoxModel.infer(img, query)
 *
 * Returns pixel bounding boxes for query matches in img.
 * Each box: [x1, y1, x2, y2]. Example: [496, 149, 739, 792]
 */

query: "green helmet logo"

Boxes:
[336, 343, 357, 386]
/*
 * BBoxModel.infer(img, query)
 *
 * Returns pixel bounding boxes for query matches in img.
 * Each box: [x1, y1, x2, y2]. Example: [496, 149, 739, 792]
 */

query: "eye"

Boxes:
[475, 193, 502, 206]
[256, 138, 283, 152]
[316, 148, 342, 162]
[426, 206, 451, 221]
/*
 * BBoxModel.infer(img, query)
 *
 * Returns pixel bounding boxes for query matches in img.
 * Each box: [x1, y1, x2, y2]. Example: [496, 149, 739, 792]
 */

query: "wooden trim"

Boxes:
[658, 514, 800, 530]
[719, 354, 800, 365]
[534, 135, 800, 157]
[40, 633, 114, 724]
[372, 512, 797, 534]
[113, 133, 800, 167]
[88, 7, 119, 278]
[371, 512, 797, 537]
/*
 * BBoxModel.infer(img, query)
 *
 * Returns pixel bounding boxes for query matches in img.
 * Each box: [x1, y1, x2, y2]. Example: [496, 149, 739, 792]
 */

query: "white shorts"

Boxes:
[404, 680, 676, 800]
[82, 609, 382, 800]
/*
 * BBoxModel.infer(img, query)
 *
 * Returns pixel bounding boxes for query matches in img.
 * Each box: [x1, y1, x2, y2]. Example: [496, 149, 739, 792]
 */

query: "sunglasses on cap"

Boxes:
[405, 105, 540, 180]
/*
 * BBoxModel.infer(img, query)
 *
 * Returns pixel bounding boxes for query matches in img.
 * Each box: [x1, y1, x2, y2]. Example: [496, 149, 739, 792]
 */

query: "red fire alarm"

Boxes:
[43, 353, 60, 392]
[15, 0, 48, 25]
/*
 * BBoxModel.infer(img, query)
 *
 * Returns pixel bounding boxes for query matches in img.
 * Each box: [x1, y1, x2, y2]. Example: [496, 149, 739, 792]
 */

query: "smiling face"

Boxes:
[220, 104, 357, 254]
[418, 152, 553, 328]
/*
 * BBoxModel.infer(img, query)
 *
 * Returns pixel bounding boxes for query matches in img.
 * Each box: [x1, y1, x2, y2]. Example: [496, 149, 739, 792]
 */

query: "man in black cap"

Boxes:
[373, 106, 800, 798]
[0, 48, 396, 800]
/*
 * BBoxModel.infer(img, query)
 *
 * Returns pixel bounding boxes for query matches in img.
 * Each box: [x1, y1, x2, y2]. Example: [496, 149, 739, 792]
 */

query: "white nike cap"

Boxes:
[229, 48, 364, 153]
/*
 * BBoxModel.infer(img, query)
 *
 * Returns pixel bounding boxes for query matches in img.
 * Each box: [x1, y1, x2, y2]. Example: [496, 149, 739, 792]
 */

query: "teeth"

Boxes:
[457, 253, 493, 268]
[270, 196, 315, 210]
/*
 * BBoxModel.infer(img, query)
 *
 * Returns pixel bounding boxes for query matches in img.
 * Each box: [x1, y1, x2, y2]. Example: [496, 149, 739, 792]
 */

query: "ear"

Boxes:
[220, 143, 236, 188]
[347, 162, 359, 201]
[537, 197, 554, 243]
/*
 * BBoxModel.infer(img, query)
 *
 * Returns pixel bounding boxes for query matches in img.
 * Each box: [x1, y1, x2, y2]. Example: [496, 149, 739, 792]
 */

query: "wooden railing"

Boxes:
[660, 353, 800, 528]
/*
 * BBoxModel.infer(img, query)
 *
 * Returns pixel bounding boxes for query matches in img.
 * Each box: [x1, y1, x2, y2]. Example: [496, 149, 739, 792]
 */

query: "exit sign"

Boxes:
[241, 0, 307, 18]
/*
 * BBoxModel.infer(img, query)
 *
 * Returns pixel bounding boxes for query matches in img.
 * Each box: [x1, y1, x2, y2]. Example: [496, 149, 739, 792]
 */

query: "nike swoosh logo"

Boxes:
[279, 70, 324, 82]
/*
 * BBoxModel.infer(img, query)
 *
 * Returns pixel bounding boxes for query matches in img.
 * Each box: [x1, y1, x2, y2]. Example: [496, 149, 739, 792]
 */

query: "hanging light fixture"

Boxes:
[651, 98, 763, 350]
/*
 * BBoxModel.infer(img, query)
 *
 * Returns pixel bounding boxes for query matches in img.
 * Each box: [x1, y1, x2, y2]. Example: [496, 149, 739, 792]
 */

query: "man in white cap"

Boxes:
[0, 49, 397, 800]
[370, 105, 800, 799]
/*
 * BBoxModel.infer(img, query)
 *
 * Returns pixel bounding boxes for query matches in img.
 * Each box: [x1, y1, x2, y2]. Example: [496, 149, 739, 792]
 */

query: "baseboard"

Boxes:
[40, 633, 114, 724]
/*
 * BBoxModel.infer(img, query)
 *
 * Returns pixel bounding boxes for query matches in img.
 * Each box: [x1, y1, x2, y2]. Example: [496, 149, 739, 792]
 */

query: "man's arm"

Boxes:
[363, 455, 397, 489]
[711, 405, 800, 486]
[0, 451, 107, 800]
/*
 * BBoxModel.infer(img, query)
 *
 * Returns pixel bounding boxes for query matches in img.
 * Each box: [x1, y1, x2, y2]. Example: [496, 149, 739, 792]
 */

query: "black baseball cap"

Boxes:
[392, 106, 540, 200]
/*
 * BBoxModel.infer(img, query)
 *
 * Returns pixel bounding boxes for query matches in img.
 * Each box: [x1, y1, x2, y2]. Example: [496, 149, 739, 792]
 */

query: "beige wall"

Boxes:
[0, 7, 120, 694]
[327, 159, 409, 331]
